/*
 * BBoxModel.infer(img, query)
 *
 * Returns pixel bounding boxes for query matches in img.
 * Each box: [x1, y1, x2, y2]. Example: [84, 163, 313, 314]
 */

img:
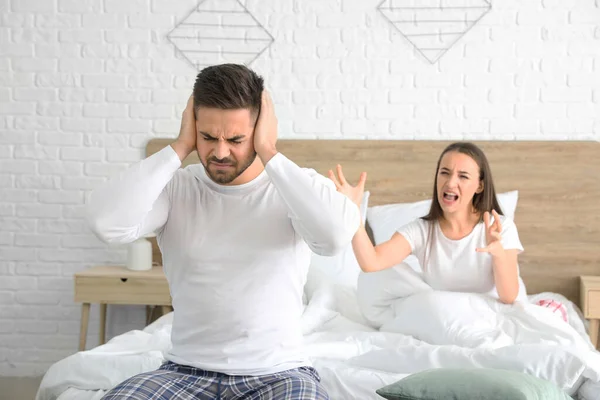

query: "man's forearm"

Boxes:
[86, 145, 181, 243]
[264, 152, 360, 256]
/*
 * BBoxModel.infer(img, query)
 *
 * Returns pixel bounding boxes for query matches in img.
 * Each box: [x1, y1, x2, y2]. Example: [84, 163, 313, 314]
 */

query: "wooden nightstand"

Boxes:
[580, 276, 600, 348]
[74, 265, 172, 351]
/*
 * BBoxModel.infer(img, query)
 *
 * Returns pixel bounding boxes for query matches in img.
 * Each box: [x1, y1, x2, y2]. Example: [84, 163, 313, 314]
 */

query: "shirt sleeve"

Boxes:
[85, 145, 181, 244]
[396, 218, 429, 255]
[264, 152, 361, 257]
[499, 215, 524, 253]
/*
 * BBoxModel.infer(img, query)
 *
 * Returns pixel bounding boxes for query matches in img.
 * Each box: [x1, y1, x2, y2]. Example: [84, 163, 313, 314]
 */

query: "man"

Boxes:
[86, 64, 360, 399]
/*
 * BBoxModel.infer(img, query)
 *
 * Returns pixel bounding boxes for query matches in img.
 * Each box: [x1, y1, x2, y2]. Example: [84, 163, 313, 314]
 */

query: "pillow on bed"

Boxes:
[376, 368, 572, 400]
[366, 190, 519, 272]
[307, 191, 370, 290]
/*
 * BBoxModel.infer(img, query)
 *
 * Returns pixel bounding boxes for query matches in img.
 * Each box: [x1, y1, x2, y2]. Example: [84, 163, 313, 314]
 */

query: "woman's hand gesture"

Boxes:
[476, 210, 504, 258]
[328, 164, 367, 208]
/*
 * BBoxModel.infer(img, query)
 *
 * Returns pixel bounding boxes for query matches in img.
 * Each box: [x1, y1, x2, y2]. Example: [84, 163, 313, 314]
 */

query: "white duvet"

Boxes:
[37, 265, 600, 400]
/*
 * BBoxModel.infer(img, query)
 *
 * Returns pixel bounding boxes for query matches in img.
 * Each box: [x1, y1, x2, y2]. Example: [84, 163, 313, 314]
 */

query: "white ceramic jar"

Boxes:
[126, 235, 153, 271]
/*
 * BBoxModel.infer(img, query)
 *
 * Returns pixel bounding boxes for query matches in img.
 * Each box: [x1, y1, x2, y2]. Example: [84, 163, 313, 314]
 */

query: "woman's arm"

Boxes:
[327, 164, 414, 272]
[352, 225, 413, 273]
[476, 211, 521, 304]
[491, 249, 520, 304]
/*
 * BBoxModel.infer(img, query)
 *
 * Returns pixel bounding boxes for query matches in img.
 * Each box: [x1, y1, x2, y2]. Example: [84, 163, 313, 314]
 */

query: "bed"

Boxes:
[36, 139, 600, 400]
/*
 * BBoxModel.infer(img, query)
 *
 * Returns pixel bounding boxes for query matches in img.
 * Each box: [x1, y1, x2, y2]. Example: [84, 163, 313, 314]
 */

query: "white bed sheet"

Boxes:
[36, 282, 600, 400]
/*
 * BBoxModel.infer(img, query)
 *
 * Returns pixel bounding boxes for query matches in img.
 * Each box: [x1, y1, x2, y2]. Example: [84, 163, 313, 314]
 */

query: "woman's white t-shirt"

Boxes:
[396, 214, 527, 301]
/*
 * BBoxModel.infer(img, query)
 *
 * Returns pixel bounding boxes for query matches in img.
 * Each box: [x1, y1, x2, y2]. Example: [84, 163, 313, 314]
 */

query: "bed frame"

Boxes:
[146, 138, 600, 305]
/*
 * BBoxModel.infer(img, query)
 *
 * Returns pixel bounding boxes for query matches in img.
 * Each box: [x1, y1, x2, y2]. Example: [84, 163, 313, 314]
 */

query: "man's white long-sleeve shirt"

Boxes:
[86, 145, 360, 375]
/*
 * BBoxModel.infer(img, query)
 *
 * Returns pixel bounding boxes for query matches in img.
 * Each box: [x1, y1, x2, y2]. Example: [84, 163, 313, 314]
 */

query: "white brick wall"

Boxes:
[1, 0, 599, 377]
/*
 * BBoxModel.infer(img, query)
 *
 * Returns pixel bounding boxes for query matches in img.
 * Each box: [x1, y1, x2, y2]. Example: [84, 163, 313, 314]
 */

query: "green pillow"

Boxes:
[376, 368, 573, 400]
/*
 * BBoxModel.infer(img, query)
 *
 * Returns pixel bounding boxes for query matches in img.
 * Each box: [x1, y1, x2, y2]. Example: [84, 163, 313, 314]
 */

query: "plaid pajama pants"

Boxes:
[101, 361, 329, 400]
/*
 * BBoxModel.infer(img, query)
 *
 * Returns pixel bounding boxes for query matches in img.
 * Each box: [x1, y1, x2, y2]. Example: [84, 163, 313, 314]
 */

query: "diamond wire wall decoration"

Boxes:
[167, 0, 274, 71]
[377, 0, 492, 64]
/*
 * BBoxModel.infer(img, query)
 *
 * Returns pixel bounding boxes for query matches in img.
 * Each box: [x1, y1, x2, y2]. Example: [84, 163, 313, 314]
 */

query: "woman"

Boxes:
[329, 142, 525, 304]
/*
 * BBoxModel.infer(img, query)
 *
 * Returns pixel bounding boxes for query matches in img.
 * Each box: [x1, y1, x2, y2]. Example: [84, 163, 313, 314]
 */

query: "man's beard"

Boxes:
[202, 151, 257, 184]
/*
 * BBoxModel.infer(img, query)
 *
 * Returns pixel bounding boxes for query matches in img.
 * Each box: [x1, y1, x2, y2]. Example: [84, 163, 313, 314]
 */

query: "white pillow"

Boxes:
[307, 191, 370, 290]
[366, 190, 519, 271]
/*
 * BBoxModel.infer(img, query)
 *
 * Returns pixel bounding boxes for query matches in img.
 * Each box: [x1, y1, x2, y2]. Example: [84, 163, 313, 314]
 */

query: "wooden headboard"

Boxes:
[147, 139, 600, 305]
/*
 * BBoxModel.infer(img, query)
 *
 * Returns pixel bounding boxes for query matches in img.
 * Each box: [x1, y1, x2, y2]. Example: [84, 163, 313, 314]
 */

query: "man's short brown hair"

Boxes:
[193, 64, 264, 118]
